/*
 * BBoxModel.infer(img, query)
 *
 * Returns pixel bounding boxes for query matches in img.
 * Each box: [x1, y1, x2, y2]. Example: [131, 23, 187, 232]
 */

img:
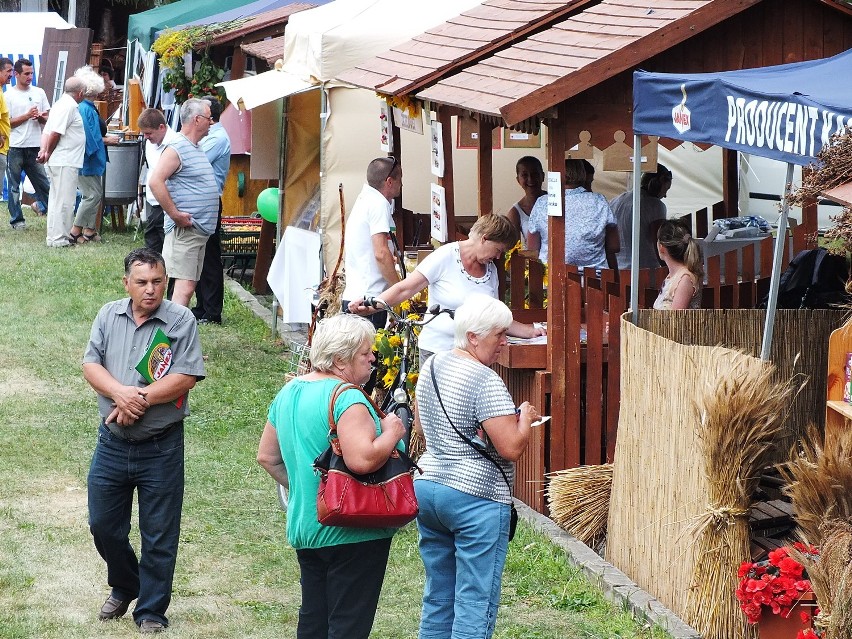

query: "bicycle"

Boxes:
[366, 297, 453, 455]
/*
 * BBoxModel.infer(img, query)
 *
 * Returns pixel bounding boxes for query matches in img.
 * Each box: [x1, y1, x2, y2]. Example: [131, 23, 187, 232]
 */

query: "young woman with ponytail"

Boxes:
[653, 219, 703, 310]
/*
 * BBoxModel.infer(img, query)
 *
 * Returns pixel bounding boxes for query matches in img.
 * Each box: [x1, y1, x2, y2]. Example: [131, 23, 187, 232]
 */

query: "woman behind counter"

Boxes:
[505, 156, 546, 247]
[414, 294, 538, 639]
[257, 314, 406, 639]
[348, 214, 544, 361]
[653, 219, 703, 310]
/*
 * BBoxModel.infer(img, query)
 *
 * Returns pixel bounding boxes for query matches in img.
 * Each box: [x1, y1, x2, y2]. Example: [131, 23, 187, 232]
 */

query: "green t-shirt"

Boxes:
[268, 378, 398, 549]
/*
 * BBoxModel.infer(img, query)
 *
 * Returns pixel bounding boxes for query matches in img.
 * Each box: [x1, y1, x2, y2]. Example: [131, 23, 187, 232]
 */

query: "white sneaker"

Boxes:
[11, 221, 26, 230]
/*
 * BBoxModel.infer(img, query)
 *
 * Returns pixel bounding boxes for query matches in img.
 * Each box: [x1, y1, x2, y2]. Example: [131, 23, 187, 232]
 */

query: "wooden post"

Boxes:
[391, 118, 405, 253]
[477, 115, 493, 216]
[436, 105, 455, 238]
[722, 148, 739, 218]
[546, 106, 570, 469]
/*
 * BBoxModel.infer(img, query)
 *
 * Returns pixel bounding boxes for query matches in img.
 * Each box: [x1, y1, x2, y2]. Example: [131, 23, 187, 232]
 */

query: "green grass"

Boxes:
[0, 207, 669, 638]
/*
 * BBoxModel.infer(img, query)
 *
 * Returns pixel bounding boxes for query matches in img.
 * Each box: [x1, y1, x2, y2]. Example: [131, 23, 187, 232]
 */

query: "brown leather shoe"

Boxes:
[98, 595, 131, 620]
[139, 619, 166, 634]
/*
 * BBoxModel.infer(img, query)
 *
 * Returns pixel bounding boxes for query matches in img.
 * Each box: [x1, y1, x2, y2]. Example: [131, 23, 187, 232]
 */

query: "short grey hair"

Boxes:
[74, 65, 105, 98]
[453, 294, 513, 350]
[180, 98, 208, 126]
[310, 314, 376, 372]
[64, 76, 85, 95]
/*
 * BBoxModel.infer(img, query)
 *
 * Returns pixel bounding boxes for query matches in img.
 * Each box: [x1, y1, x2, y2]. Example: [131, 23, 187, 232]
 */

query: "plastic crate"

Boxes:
[221, 218, 261, 256]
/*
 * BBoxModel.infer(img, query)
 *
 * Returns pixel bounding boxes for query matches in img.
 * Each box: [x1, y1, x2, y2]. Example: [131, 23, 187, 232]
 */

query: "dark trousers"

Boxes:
[192, 201, 224, 322]
[6, 146, 51, 225]
[144, 202, 165, 255]
[87, 424, 185, 627]
[295, 537, 393, 639]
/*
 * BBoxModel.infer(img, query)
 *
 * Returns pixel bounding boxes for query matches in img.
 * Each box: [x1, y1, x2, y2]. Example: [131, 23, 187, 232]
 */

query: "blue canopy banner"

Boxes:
[633, 48, 852, 165]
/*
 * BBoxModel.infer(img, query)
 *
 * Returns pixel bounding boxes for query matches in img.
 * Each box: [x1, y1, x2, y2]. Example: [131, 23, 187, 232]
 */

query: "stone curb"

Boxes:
[226, 277, 700, 638]
[515, 500, 702, 639]
[224, 277, 309, 347]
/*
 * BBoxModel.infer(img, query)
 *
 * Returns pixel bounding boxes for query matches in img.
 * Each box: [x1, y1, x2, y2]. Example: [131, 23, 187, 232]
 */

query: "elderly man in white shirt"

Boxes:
[37, 75, 86, 248]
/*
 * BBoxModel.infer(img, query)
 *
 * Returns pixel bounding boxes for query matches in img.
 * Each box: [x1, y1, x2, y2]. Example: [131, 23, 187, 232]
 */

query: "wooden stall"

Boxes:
[338, 0, 852, 511]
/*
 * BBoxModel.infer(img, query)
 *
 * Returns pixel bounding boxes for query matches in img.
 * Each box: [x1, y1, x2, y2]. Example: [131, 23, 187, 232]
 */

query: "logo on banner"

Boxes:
[672, 84, 691, 134]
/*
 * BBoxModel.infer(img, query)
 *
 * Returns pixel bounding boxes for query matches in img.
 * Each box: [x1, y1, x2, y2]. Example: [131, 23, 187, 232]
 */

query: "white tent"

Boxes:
[0, 12, 74, 86]
[220, 0, 550, 272]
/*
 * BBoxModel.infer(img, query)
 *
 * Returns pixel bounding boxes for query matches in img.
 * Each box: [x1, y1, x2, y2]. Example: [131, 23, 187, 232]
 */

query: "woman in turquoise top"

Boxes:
[257, 313, 406, 639]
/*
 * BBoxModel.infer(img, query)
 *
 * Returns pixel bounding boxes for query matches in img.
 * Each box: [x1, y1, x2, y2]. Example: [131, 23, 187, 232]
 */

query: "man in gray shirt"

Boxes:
[83, 247, 205, 634]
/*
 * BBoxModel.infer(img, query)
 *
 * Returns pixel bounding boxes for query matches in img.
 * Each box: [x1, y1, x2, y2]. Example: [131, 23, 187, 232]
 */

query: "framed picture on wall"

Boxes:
[503, 129, 541, 148]
[457, 115, 502, 150]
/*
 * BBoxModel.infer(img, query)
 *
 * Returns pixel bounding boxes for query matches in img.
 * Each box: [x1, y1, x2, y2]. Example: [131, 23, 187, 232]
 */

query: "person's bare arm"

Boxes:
[257, 421, 289, 489]
[670, 275, 698, 310]
[372, 232, 401, 287]
[336, 403, 405, 474]
[481, 401, 537, 462]
[348, 270, 429, 315]
[148, 147, 192, 228]
[37, 131, 61, 163]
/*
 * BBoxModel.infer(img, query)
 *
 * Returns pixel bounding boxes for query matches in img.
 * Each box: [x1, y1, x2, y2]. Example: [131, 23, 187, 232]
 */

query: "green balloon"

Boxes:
[257, 187, 280, 223]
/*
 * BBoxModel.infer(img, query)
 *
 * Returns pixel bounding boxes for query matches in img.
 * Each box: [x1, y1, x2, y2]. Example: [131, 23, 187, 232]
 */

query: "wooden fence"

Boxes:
[497, 203, 821, 513]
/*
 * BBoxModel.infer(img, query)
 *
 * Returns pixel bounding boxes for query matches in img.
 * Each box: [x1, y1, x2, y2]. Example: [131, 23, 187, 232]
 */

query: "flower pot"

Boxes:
[757, 594, 816, 639]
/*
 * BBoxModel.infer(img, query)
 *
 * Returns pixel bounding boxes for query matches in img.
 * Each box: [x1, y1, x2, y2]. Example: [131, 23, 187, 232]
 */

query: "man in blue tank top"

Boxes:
[148, 99, 219, 307]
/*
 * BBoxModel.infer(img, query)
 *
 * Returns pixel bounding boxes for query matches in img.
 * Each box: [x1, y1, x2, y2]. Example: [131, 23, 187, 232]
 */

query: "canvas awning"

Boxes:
[128, 0, 266, 48]
[220, 67, 314, 110]
[633, 49, 852, 166]
[631, 47, 852, 360]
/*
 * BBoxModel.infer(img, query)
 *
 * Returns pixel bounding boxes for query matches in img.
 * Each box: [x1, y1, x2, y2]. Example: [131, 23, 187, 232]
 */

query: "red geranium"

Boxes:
[735, 543, 817, 624]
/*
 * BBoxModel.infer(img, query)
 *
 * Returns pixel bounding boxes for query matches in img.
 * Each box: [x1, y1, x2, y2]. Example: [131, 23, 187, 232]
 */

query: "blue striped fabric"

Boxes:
[163, 134, 219, 236]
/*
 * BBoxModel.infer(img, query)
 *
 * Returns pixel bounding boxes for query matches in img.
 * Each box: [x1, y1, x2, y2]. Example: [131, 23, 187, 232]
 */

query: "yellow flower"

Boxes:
[400, 299, 412, 312]
[392, 355, 401, 366]
[381, 371, 396, 389]
[407, 372, 419, 385]
[388, 335, 402, 348]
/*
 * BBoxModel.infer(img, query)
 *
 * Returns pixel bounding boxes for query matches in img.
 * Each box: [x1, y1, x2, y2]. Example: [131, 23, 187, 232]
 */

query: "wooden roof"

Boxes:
[208, 3, 316, 47]
[241, 35, 287, 66]
[416, 0, 763, 126]
[336, 0, 597, 96]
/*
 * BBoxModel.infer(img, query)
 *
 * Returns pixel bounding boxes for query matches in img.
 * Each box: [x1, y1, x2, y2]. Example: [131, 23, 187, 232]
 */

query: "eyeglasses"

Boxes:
[384, 156, 399, 181]
[196, 114, 214, 123]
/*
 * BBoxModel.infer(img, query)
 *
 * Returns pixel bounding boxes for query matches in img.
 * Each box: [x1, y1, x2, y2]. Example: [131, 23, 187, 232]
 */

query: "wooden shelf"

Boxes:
[827, 400, 852, 421]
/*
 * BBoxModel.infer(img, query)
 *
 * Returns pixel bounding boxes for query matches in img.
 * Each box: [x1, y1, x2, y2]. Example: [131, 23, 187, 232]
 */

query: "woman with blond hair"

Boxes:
[257, 313, 407, 638]
[653, 219, 703, 310]
[348, 214, 545, 361]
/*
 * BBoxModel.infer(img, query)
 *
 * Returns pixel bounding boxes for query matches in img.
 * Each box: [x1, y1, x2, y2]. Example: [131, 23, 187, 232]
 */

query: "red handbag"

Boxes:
[313, 383, 421, 528]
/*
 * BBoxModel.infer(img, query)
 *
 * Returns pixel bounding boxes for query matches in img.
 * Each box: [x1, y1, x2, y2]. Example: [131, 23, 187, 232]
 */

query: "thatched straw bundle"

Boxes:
[685, 353, 798, 639]
[780, 426, 852, 546]
[790, 522, 852, 639]
[546, 464, 613, 547]
[782, 426, 852, 639]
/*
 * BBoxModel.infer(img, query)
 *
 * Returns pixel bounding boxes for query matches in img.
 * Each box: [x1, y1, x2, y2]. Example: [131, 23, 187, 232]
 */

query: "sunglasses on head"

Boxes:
[384, 156, 399, 181]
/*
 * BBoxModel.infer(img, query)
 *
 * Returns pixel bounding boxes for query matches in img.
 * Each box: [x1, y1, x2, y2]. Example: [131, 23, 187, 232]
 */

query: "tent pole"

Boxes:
[630, 134, 642, 324]
[759, 162, 795, 361]
[271, 96, 289, 339]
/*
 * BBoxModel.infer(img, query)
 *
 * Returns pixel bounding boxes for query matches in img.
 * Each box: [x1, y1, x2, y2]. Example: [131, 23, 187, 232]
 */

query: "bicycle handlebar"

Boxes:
[364, 297, 454, 324]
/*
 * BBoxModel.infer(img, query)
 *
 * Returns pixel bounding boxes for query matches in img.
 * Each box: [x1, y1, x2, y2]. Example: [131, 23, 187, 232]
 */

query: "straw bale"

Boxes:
[546, 464, 612, 547]
[638, 309, 847, 455]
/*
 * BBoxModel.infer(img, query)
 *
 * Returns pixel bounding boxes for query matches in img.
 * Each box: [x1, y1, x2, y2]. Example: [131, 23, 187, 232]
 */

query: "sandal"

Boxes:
[68, 231, 88, 244]
[83, 232, 102, 243]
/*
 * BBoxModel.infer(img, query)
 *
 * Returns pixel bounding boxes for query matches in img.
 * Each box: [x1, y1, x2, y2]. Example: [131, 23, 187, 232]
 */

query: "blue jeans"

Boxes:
[6, 146, 51, 225]
[415, 480, 511, 639]
[87, 423, 185, 627]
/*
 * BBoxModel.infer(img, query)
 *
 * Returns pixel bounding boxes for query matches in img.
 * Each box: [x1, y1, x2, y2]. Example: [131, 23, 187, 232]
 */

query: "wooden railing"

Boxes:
[497, 206, 819, 513]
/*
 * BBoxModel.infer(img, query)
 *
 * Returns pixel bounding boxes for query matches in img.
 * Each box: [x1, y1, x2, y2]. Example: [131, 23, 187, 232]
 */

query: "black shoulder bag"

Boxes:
[429, 360, 518, 541]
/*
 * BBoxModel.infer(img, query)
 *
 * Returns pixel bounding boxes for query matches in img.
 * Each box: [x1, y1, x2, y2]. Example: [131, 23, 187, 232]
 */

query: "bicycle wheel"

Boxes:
[393, 404, 413, 454]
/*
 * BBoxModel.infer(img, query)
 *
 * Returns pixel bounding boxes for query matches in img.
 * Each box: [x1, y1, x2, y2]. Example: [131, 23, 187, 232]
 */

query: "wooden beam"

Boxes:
[477, 115, 493, 216]
[391, 121, 406, 254]
[437, 105, 456, 238]
[722, 149, 739, 218]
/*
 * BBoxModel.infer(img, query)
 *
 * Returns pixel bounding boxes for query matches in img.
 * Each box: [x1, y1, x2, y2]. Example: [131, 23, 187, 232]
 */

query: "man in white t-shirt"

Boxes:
[37, 76, 86, 248]
[138, 108, 178, 254]
[341, 156, 403, 329]
[5, 59, 51, 230]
